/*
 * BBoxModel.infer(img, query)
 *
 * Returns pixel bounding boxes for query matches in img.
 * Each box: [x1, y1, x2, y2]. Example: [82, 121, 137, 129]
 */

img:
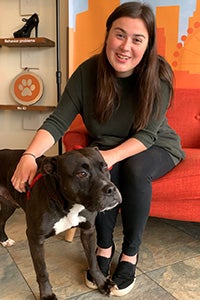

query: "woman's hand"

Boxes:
[11, 155, 38, 193]
[11, 129, 55, 192]
[99, 150, 117, 169]
[99, 138, 147, 169]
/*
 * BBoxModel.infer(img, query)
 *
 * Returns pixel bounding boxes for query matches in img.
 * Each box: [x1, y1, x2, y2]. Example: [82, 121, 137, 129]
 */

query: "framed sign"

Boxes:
[10, 70, 43, 105]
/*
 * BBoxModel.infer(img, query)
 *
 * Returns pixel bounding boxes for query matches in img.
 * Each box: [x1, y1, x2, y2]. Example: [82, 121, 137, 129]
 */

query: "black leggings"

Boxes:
[95, 146, 176, 256]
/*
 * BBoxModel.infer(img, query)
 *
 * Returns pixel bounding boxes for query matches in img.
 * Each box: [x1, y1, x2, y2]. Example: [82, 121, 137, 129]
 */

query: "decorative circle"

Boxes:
[10, 71, 43, 105]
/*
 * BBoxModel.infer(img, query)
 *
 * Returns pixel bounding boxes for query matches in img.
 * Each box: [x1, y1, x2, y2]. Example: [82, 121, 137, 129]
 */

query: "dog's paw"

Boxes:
[103, 278, 116, 295]
[98, 278, 115, 295]
[42, 292, 57, 299]
[0, 238, 15, 247]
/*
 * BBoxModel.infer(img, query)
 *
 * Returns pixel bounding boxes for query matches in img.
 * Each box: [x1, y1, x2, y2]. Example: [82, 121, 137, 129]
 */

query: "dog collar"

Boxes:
[26, 173, 43, 200]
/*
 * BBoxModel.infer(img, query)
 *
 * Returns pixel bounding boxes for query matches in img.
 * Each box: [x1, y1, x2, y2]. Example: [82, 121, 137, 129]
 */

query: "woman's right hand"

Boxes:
[11, 155, 38, 193]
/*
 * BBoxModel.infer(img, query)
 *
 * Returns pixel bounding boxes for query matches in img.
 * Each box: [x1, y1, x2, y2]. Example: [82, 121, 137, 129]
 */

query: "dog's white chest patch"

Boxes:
[53, 204, 86, 235]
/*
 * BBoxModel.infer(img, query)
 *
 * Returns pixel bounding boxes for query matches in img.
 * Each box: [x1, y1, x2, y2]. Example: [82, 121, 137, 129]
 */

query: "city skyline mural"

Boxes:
[67, 0, 200, 89]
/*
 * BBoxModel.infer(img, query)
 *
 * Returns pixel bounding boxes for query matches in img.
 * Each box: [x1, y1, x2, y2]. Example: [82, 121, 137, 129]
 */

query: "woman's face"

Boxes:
[106, 17, 149, 78]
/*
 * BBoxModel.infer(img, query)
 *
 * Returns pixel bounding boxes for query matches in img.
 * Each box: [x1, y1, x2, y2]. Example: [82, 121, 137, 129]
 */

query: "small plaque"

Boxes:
[10, 70, 44, 105]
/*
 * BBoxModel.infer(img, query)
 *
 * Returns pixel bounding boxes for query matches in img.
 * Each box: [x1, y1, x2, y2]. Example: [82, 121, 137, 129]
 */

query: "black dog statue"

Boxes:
[0, 148, 122, 299]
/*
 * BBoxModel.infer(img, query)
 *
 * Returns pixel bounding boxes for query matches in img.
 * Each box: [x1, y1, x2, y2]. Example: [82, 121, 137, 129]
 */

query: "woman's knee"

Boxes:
[121, 155, 150, 186]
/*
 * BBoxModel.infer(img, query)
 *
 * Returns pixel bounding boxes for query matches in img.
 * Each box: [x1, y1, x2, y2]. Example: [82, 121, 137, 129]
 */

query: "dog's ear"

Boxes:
[40, 156, 58, 174]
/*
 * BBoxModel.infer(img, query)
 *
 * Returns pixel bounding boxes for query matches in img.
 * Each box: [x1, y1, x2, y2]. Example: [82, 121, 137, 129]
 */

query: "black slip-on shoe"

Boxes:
[110, 254, 138, 296]
[85, 243, 115, 289]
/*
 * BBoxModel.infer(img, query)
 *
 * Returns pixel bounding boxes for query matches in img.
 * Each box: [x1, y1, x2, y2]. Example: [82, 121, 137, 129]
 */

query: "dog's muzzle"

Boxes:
[100, 184, 122, 212]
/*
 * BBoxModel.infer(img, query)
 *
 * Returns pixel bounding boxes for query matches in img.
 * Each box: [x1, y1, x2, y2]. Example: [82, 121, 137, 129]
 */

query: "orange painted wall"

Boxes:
[156, 1, 200, 88]
[68, 0, 120, 75]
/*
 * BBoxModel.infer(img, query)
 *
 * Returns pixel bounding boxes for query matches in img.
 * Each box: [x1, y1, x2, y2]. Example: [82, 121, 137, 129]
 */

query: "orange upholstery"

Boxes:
[63, 89, 200, 223]
[62, 115, 89, 152]
[165, 89, 200, 148]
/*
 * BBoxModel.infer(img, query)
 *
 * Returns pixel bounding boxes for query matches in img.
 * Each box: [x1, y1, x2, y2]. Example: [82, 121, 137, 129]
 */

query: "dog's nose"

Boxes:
[103, 184, 116, 195]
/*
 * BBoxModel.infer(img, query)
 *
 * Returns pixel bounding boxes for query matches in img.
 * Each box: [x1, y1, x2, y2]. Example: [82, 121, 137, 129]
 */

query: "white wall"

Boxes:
[0, 0, 68, 156]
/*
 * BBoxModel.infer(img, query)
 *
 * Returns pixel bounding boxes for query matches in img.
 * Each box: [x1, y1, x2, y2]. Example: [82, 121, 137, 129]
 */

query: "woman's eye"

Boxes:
[133, 38, 142, 44]
[116, 32, 125, 39]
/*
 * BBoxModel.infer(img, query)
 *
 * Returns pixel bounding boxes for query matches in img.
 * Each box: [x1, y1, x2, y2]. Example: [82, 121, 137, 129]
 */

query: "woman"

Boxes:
[12, 2, 185, 297]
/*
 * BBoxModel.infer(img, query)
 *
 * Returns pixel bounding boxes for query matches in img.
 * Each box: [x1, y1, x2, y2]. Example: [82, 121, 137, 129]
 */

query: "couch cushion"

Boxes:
[151, 148, 200, 221]
[62, 115, 89, 151]
[167, 89, 200, 148]
[63, 131, 89, 152]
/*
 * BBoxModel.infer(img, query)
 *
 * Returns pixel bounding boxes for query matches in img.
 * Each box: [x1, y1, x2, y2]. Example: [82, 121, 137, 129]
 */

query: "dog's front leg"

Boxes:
[80, 225, 114, 295]
[26, 229, 57, 300]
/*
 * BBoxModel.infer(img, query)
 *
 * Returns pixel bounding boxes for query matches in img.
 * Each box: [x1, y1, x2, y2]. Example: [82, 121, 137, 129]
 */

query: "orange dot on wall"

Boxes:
[177, 42, 182, 49]
[194, 21, 200, 28]
[181, 35, 187, 42]
[173, 51, 179, 57]
[172, 61, 178, 67]
[187, 27, 193, 34]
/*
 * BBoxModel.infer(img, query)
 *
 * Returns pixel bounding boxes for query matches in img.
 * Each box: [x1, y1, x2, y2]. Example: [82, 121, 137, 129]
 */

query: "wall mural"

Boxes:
[67, 0, 200, 89]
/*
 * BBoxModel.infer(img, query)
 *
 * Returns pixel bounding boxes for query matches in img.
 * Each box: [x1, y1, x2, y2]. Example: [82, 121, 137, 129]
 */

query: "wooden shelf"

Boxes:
[0, 37, 55, 47]
[0, 105, 56, 111]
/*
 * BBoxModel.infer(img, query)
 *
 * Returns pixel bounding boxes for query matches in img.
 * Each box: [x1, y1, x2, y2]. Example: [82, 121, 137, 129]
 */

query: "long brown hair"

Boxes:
[95, 2, 174, 131]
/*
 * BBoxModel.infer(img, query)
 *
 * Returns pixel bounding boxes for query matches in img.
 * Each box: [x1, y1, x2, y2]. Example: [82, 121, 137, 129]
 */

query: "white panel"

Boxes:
[20, 48, 40, 69]
[20, 0, 39, 16]
[22, 111, 49, 130]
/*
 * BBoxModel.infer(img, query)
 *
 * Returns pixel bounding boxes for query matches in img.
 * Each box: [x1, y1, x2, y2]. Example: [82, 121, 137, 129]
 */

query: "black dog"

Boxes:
[0, 148, 121, 299]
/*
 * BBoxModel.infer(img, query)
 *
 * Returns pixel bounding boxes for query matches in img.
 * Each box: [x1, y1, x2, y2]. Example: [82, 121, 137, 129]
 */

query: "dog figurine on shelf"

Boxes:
[0, 148, 121, 300]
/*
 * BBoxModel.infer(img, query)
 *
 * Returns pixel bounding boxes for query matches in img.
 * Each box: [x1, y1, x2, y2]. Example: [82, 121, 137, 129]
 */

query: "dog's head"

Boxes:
[40, 147, 121, 212]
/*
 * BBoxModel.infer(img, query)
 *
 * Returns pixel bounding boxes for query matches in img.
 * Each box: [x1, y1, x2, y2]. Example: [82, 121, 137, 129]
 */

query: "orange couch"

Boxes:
[63, 89, 200, 223]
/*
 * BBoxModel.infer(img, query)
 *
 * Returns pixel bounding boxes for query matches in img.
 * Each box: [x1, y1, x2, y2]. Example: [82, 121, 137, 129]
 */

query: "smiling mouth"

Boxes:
[116, 53, 130, 61]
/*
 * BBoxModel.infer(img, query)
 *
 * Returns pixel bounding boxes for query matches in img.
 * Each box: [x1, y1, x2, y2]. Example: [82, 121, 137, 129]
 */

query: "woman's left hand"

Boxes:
[99, 150, 116, 169]
[99, 138, 147, 169]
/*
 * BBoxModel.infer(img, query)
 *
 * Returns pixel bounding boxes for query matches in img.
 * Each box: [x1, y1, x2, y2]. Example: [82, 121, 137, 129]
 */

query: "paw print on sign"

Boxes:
[11, 71, 43, 105]
[18, 79, 36, 97]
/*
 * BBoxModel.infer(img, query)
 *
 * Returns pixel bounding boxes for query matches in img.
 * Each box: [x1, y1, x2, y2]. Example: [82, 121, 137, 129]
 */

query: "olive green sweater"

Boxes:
[41, 56, 185, 165]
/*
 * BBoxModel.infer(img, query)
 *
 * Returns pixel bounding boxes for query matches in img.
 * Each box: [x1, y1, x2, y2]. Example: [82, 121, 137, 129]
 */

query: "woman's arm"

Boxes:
[22, 129, 55, 158]
[100, 138, 147, 168]
[11, 129, 55, 192]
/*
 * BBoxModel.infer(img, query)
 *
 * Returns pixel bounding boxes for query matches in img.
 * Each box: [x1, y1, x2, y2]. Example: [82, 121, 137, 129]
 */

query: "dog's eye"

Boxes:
[76, 170, 88, 179]
[102, 163, 108, 172]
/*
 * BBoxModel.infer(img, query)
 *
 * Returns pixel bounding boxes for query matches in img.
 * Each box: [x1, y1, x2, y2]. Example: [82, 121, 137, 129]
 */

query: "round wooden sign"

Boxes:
[10, 71, 44, 105]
